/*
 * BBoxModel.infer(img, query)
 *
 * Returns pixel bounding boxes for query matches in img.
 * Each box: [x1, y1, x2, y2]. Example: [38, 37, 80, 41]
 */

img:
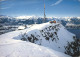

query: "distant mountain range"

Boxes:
[0, 15, 80, 26]
[0, 15, 51, 25]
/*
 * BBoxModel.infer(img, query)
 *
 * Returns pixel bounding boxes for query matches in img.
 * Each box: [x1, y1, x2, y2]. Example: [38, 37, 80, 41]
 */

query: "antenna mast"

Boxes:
[44, 0, 46, 22]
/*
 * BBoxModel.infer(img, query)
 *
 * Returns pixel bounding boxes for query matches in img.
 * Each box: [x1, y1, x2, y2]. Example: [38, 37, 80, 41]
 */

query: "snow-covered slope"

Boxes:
[13, 22, 74, 52]
[0, 22, 75, 57]
[0, 40, 70, 57]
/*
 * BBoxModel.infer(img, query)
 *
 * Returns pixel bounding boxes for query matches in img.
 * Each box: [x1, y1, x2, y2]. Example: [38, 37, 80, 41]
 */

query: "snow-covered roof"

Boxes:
[18, 26, 25, 30]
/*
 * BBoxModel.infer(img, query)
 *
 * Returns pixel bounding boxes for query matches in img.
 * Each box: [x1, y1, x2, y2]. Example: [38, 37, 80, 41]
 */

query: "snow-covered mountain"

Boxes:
[0, 22, 75, 57]
[0, 15, 47, 25]
[0, 15, 80, 26]
[15, 15, 39, 19]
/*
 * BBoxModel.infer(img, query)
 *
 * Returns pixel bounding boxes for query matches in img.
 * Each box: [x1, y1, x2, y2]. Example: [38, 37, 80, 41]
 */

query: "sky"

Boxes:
[0, 0, 80, 17]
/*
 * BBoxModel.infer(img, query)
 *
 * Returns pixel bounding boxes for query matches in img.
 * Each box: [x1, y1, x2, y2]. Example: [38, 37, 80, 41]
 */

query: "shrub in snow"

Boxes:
[21, 33, 27, 41]
[20, 24, 60, 44]
[21, 33, 39, 43]
[64, 36, 80, 57]
[40, 26, 59, 42]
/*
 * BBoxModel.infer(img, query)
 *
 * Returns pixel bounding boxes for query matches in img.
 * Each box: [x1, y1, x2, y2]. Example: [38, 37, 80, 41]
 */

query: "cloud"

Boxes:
[74, 0, 80, 2]
[0, 0, 6, 2]
[78, 0, 80, 2]
[15, 15, 36, 19]
[0, 7, 10, 9]
[51, 0, 63, 6]
[0, 4, 14, 9]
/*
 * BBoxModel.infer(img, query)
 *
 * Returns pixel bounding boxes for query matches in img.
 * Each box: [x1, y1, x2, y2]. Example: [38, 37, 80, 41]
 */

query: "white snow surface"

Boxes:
[0, 40, 70, 57]
[0, 22, 74, 57]
[18, 26, 25, 30]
